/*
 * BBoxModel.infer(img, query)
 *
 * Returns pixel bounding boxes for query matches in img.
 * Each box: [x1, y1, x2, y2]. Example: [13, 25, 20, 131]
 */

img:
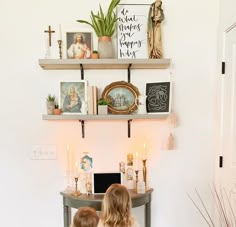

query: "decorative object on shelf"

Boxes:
[72, 177, 81, 196]
[46, 94, 56, 115]
[102, 81, 140, 114]
[59, 81, 87, 114]
[66, 32, 92, 59]
[127, 153, 133, 166]
[147, 0, 164, 59]
[97, 98, 111, 115]
[80, 154, 93, 172]
[119, 161, 125, 174]
[44, 25, 55, 47]
[77, 0, 120, 59]
[146, 82, 171, 113]
[117, 4, 150, 59]
[57, 40, 62, 59]
[53, 104, 62, 115]
[136, 95, 147, 114]
[91, 50, 99, 59]
[127, 168, 133, 180]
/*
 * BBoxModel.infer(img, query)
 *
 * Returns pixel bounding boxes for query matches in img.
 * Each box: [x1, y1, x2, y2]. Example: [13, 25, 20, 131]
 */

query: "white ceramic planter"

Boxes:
[98, 105, 108, 115]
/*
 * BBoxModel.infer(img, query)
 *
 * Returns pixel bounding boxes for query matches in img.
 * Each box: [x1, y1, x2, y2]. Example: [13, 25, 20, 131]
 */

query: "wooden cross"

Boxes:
[44, 25, 55, 46]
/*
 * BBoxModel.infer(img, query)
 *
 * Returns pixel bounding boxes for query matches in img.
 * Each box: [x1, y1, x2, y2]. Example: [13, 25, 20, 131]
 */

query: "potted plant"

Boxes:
[97, 98, 111, 115]
[46, 94, 56, 115]
[77, 0, 120, 58]
[91, 50, 99, 59]
[53, 104, 62, 115]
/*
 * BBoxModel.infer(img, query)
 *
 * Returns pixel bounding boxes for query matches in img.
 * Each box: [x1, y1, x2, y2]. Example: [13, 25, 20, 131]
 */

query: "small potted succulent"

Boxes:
[53, 104, 62, 115]
[97, 98, 111, 115]
[91, 50, 99, 59]
[46, 94, 56, 115]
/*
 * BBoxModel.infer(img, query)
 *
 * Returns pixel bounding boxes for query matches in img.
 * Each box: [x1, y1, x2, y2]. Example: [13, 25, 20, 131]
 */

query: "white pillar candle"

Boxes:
[58, 24, 62, 40]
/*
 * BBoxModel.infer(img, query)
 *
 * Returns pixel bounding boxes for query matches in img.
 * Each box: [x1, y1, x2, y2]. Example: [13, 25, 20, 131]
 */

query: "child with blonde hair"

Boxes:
[97, 184, 139, 227]
[71, 206, 99, 227]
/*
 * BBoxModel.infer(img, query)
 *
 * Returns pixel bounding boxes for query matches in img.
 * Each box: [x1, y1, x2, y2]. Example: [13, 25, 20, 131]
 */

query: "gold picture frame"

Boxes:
[102, 81, 140, 114]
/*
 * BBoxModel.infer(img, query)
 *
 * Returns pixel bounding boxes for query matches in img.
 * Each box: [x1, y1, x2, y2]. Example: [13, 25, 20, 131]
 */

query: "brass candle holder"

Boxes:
[142, 159, 147, 189]
[72, 177, 81, 196]
[135, 170, 139, 192]
[57, 40, 62, 59]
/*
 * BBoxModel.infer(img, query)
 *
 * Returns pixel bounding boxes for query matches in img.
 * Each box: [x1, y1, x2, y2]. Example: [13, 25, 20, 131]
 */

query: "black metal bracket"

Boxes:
[128, 119, 132, 138]
[128, 64, 132, 83]
[80, 64, 84, 80]
[222, 62, 225, 75]
[219, 156, 223, 168]
[79, 120, 85, 138]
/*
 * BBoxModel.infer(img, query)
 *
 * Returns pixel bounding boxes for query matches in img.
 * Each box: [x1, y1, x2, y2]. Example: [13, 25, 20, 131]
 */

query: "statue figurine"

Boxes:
[147, 0, 165, 59]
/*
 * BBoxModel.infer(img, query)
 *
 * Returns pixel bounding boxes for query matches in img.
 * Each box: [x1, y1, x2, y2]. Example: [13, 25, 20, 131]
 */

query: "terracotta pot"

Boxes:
[98, 36, 113, 59]
[53, 109, 62, 115]
[91, 53, 99, 59]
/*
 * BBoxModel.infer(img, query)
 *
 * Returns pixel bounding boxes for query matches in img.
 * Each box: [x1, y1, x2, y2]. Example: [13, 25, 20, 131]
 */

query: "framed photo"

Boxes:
[101, 81, 140, 114]
[127, 168, 133, 180]
[117, 4, 150, 59]
[59, 81, 87, 114]
[66, 32, 92, 59]
[146, 82, 172, 114]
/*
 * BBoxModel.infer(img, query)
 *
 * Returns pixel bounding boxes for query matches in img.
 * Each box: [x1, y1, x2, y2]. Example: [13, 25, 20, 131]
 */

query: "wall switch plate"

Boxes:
[31, 145, 57, 160]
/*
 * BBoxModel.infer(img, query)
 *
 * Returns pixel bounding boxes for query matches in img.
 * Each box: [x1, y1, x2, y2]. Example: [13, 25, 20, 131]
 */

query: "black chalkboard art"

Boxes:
[146, 82, 171, 113]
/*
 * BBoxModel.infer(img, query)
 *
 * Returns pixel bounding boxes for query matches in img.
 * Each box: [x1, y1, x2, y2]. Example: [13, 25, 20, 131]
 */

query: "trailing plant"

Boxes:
[77, 0, 120, 37]
[46, 94, 55, 102]
[98, 98, 111, 105]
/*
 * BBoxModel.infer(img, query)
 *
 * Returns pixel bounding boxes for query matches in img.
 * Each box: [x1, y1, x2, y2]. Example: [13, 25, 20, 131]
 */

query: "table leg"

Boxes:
[145, 202, 151, 227]
[63, 205, 71, 227]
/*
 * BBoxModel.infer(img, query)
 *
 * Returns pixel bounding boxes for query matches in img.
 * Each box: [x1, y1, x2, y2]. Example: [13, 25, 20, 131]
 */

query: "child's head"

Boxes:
[72, 206, 99, 227]
[101, 184, 132, 226]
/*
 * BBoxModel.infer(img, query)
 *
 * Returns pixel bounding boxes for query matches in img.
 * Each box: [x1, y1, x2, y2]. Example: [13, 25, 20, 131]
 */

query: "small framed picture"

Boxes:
[59, 81, 87, 114]
[127, 168, 133, 180]
[66, 32, 92, 59]
[127, 153, 133, 166]
[146, 82, 172, 114]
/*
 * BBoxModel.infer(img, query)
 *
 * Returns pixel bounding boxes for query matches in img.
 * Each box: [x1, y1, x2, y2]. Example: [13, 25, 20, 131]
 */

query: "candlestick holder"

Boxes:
[142, 159, 147, 189]
[57, 40, 62, 59]
[135, 170, 139, 192]
[72, 177, 81, 196]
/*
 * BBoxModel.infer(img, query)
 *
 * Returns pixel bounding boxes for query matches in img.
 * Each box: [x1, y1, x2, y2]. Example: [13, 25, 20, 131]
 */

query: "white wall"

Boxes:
[0, 0, 219, 227]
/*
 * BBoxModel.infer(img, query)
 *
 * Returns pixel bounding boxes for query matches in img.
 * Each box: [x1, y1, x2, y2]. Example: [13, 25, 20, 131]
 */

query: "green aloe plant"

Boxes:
[77, 0, 120, 37]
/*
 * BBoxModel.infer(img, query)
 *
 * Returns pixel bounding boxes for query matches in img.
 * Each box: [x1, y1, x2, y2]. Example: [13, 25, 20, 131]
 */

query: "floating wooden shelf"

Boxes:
[42, 113, 168, 121]
[38, 59, 171, 70]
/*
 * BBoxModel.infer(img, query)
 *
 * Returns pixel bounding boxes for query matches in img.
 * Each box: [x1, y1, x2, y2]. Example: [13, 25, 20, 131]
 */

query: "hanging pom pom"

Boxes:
[166, 133, 174, 150]
[167, 112, 178, 128]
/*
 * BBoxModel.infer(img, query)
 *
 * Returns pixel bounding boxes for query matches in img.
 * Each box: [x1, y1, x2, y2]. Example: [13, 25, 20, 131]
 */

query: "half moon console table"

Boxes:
[60, 188, 153, 227]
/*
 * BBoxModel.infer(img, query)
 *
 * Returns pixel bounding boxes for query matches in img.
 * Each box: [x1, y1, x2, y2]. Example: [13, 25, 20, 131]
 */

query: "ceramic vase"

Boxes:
[46, 101, 55, 115]
[98, 105, 108, 115]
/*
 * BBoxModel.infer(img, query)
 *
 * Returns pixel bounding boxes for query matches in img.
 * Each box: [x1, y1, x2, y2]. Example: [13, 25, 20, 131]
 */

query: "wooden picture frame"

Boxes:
[59, 81, 87, 114]
[117, 4, 150, 59]
[146, 82, 171, 113]
[66, 32, 92, 59]
[102, 81, 140, 114]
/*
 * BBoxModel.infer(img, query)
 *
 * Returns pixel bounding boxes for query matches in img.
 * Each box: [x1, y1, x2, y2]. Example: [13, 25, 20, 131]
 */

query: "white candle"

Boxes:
[75, 162, 79, 177]
[142, 143, 147, 160]
[58, 24, 62, 40]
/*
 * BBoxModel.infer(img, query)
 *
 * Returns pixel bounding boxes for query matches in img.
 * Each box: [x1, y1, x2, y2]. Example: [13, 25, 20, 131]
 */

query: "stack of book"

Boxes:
[87, 86, 98, 115]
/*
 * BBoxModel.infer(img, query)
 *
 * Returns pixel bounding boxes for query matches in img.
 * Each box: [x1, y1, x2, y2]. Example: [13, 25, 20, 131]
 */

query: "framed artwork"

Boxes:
[127, 153, 133, 166]
[101, 81, 140, 114]
[146, 82, 171, 113]
[66, 32, 92, 59]
[59, 81, 87, 114]
[117, 4, 150, 59]
[127, 168, 133, 180]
